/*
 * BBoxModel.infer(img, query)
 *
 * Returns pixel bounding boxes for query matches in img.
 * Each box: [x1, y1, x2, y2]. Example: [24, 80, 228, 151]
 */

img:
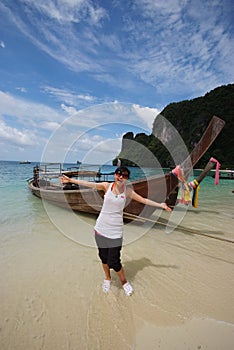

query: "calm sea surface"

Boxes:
[0, 160, 233, 242]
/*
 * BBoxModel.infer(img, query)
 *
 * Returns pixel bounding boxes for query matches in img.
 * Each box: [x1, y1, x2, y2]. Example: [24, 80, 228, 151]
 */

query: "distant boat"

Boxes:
[212, 169, 234, 180]
[28, 116, 225, 220]
[19, 161, 31, 164]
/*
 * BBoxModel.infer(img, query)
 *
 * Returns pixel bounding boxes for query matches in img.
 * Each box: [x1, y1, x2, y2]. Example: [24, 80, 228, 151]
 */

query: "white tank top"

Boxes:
[94, 183, 126, 239]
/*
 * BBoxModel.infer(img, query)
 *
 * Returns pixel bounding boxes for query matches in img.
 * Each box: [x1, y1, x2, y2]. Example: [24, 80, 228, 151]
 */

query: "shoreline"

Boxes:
[0, 208, 233, 350]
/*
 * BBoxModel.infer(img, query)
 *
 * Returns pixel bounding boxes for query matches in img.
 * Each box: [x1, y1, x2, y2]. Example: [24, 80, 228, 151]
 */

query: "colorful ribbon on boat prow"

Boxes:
[172, 165, 190, 191]
[172, 165, 191, 205]
[209, 157, 221, 185]
[172, 157, 221, 208]
[189, 157, 221, 208]
[189, 179, 200, 208]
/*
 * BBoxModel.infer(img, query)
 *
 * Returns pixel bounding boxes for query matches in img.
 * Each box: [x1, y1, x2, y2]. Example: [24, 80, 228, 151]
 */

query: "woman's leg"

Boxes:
[107, 243, 127, 285]
[102, 263, 111, 280]
[95, 233, 111, 280]
[108, 243, 134, 295]
[116, 267, 127, 285]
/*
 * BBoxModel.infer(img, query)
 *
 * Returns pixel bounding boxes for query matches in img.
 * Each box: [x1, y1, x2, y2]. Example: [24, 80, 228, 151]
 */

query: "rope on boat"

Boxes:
[64, 202, 233, 244]
[123, 212, 234, 244]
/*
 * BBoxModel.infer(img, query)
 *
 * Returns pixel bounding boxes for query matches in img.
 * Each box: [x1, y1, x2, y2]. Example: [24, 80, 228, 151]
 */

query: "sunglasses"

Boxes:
[115, 171, 129, 179]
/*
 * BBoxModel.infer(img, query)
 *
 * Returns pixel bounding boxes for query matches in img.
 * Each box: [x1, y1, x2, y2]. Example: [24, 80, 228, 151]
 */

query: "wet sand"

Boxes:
[0, 206, 234, 350]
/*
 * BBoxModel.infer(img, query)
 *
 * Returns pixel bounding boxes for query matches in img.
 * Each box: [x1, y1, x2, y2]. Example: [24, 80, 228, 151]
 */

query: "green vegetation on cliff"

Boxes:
[114, 84, 234, 168]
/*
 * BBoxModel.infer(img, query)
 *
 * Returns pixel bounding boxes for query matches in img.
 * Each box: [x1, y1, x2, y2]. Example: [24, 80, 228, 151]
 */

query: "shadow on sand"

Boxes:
[123, 257, 178, 281]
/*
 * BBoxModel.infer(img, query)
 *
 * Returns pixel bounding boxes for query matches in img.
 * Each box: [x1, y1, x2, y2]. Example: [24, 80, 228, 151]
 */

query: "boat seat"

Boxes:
[63, 183, 80, 190]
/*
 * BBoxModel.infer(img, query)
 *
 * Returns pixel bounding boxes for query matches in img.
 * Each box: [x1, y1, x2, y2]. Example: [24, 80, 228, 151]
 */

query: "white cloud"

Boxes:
[59, 102, 157, 131]
[0, 90, 68, 158]
[0, 1, 106, 73]
[40, 102, 155, 163]
[124, 0, 233, 96]
[46, 129, 122, 164]
[2, 0, 232, 100]
[41, 121, 61, 131]
[0, 90, 155, 136]
[0, 119, 37, 146]
[132, 104, 159, 129]
[0, 90, 65, 130]
[61, 104, 78, 116]
[0, 40, 5, 48]
[82, 138, 122, 164]
[16, 87, 27, 93]
[0, 89, 156, 161]
[43, 86, 96, 106]
[25, 0, 108, 25]
[133, 0, 185, 18]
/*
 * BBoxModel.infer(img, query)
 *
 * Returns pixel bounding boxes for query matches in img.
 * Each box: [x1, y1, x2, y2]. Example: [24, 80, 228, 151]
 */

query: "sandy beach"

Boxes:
[1, 200, 234, 350]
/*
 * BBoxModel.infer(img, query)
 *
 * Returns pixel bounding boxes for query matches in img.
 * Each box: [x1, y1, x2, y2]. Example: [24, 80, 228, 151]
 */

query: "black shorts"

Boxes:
[95, 232, 123, 272]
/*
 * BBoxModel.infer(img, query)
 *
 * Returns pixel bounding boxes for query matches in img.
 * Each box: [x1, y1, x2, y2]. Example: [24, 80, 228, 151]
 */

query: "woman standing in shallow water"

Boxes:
[61, 166, 171, 296]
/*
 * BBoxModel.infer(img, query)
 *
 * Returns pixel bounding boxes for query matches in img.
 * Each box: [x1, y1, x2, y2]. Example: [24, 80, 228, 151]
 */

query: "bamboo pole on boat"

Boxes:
[181, 116, 225, 177]
[194, 159, 217, 183]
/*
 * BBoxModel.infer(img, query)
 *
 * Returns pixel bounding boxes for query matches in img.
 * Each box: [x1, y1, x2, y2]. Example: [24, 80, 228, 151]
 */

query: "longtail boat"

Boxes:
[28, 116, 225, 219]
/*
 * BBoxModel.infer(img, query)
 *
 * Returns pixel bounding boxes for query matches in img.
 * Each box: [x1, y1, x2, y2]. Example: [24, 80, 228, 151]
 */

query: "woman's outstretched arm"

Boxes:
[60, 175, 109, 192]
[127, 188, 172, 212]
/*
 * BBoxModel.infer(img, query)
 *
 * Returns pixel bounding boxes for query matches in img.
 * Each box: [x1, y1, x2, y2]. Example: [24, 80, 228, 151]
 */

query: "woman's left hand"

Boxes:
[161, 203, 172, 212]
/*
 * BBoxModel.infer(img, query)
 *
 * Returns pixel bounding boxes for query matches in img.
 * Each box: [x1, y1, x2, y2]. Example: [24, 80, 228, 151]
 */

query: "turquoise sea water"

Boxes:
[0, 160, 233, 242]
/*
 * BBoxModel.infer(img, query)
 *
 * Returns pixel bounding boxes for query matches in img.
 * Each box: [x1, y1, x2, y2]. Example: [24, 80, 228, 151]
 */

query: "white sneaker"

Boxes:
[102, 279, 111, 293]
[123, 281, 134, 296]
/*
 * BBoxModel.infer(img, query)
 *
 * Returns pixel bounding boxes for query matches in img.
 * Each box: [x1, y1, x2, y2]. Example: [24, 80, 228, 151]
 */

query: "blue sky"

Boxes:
[0, 0, 233, 163]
